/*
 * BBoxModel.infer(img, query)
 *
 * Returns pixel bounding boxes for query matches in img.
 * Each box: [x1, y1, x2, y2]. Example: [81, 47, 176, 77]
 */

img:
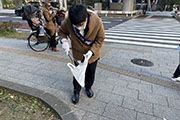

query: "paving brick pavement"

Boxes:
[0, 37, 180, 120]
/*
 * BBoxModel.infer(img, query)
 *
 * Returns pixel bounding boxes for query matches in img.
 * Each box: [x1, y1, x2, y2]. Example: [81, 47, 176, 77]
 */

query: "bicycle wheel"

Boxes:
[28, 32, 50, 52]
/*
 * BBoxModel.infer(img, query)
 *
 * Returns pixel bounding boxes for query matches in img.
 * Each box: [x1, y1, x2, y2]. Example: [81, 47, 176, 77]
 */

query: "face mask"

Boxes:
[73, 20, 87, 31]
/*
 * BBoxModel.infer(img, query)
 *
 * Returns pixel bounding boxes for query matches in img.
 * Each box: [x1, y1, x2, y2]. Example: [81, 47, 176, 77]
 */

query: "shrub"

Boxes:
[0, 21, 20, 36]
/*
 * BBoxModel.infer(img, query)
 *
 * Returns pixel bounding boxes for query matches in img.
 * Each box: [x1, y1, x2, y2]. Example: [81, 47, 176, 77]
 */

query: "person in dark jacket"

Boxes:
[56, 7, 66, 26]
[59, 4, 105, 104]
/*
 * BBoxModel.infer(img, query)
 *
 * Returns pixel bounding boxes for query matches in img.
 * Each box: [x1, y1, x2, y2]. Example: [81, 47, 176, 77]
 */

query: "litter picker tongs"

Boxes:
[67, 52, 85, 65]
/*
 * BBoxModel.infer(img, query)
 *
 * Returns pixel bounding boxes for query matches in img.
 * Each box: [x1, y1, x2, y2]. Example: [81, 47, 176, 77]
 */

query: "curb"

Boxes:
[0, 78, 78, 120]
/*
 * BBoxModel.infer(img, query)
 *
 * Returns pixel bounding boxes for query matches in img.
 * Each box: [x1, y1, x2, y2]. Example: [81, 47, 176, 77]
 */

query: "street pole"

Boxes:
[58, 0, 63, 8]
[58, 0, 67, 9]
[147, 0, 152, 11]
[64, 0, 67, 9]
[123, 0, 135, 11]
[155, 0, 158, 5]
[84, 0, 86, 6]
[0, 0, 2, 9]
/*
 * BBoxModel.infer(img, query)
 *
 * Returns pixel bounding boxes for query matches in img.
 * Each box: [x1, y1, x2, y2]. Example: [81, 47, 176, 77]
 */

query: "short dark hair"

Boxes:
[69, 4, 88, 25]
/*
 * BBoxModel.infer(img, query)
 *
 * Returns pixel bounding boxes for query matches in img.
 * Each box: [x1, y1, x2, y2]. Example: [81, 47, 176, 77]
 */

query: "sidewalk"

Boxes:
[0, 37, 180, 120]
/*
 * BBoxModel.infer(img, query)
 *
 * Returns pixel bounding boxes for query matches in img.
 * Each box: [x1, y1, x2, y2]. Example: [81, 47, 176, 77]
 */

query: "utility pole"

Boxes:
[0, 0, 2, 9]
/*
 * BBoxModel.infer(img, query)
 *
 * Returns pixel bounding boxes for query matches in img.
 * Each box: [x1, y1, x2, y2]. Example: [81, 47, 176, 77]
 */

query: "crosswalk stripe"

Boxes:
[105, 18, 180, 49]
[105, 33, 180, 40]
[13, 17, 22, 19]
[103, 21, 111, 24]
[105, 39, 178, 49]
[105, 35, 180, 44]
[106, 29, 180, 35]
[105, 31, 180, 37]
[0, 16, 22, 19]
[0, 16, 7, 18]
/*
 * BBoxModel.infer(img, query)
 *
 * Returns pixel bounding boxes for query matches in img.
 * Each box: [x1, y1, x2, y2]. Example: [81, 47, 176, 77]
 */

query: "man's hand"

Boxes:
[52, 12, 56, 17]
[61, 39, 70, 55]
[83, 50, 93, 62]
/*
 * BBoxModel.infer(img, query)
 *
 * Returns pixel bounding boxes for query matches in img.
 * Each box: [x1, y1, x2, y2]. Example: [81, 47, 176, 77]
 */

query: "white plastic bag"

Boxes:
[67, 60, 88, 87]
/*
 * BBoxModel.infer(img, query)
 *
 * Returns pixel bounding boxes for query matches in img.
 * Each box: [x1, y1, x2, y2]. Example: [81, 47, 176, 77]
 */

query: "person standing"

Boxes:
[58, 3, 105, 104]
[43, 2, 58, 51]
[56, 7, 66, 26]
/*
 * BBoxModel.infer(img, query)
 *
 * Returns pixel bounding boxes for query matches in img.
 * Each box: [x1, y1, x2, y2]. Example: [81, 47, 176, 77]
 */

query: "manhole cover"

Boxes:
[131, 58, 153, 67]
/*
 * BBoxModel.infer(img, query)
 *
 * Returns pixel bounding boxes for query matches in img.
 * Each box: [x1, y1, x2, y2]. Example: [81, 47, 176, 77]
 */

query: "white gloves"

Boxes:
[61, 39, 70, 55]
[83, 50, 93, 62]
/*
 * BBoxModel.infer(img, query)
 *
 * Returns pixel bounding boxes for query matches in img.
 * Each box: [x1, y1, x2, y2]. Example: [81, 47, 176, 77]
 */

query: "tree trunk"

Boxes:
[14, 0, 22, 9]
[0, 0, 2, 9]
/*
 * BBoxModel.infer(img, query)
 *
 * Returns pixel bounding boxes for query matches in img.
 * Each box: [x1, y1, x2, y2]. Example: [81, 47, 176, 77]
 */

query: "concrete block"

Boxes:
[94, 81, 115, 92]
[112, 85, 138, 98]
[152, 84, 180, 98]
[74, 97, 106, 115]
[154, 104, 180, 120]
[103, 103, 136, 120]
[82, 112, 111, 120]
[137, 112, 162, 120]
[168, 97, 180, 110]
[122, 97, 153, 115]
[139, 91, 168, 107]
[95, 90, 124, 106]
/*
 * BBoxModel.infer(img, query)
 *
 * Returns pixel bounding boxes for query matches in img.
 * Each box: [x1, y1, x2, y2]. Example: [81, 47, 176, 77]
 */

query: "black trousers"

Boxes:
[73, 59, 98, 94]
[45, 29, 57, 48]
[173, 64, 180, 78]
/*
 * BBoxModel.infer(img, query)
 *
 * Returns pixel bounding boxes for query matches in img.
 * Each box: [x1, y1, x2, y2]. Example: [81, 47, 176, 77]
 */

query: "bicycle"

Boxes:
[27, 29, 60, 52]
[26, 6, 61, 52]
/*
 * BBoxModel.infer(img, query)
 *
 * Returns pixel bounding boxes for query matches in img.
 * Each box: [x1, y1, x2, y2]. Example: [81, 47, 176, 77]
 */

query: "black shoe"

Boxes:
[72, 93, 79, 104]
[85, 89, 94, 98]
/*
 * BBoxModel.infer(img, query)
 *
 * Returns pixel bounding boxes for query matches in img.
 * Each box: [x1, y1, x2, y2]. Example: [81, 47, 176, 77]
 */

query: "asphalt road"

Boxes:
[0, 13, 130, 30]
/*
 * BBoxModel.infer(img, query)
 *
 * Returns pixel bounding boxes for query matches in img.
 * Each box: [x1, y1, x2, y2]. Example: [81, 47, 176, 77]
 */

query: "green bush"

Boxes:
[0, 21, 20, 36]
